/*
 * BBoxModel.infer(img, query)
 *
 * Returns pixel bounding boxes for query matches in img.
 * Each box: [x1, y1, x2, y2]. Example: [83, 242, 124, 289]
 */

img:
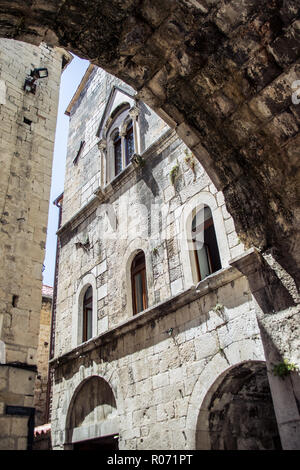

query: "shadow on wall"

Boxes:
[196, 360, 282, 450]
[65, 375, 118, 446]
[138, 102, 150, 153]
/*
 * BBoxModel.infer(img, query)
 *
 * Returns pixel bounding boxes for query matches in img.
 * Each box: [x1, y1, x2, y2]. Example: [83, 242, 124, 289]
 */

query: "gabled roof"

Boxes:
[96, 85, 136, 139]
[65, 64, 95, 116]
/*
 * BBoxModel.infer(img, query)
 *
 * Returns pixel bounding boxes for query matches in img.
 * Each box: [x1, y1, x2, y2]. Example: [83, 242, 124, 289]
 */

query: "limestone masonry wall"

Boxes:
[0, 39, 67, 450]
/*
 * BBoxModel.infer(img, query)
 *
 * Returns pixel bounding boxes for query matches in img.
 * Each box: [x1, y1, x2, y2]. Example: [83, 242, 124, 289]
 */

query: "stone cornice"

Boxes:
[57, 128, 177, 237]
[49, 264, 243, 369]
[57, 196, 99, 237]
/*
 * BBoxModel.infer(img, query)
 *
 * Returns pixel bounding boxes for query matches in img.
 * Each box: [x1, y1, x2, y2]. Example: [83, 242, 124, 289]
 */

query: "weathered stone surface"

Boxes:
[0, 39, 69, 450]
[47, 65, 295, 451]
[0, 0, 299, 286]
[0, 0, 299, 451]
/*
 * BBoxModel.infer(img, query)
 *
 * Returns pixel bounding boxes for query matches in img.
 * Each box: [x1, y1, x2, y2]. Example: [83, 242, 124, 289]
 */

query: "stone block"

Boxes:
[152, 371, 169, 389]
[194, 331, 218, 360]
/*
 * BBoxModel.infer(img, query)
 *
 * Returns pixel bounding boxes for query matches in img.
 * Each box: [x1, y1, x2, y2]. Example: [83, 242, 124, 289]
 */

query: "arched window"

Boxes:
[82, 286, 93, 342]
[131, 251, 148, 315]
[125, 120, 134, 166]
[192, 205, 221, 282]
[113, 131, 122, 176]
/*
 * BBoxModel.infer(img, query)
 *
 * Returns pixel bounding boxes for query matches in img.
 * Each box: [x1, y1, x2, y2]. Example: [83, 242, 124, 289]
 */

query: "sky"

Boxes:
[42, 54, 90, 287]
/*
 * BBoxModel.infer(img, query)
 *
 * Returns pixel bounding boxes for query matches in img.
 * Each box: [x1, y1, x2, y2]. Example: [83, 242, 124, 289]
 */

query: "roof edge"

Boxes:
[65, 63, 95, 116]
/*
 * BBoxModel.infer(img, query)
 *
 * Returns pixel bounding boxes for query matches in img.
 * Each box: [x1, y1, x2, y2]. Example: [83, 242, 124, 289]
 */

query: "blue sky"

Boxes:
[42, 54, 90, 287]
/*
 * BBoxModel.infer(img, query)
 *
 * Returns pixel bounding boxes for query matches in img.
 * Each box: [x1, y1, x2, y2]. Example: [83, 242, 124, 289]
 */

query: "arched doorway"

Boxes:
[65, 376, 119, 450]
[196, 361, 281, 450]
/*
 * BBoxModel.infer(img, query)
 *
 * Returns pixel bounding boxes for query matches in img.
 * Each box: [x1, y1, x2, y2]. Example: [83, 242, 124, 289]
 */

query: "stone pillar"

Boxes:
[230, 248, 300, 450]
[98, 139, 107, 187]
[129, 104, 140, 155]
[0, 39, 71, 450]
[120, 125, 127, 169]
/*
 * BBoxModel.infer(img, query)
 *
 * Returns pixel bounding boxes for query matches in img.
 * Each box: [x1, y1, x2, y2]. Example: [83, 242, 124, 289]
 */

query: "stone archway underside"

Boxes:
[0, 0, 299, 283]
[197, 362, 282, 450]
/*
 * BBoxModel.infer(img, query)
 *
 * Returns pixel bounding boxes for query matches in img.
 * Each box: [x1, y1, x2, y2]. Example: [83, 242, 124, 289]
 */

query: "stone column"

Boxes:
[120, 125, 127, 169]
[129, 105, 140, 155]
[97, 139, 107, 187]
[230, 248, 300, 450]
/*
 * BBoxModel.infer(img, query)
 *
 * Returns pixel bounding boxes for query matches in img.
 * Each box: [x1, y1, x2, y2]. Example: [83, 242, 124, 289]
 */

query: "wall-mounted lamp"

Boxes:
[24, 67, 49, 94]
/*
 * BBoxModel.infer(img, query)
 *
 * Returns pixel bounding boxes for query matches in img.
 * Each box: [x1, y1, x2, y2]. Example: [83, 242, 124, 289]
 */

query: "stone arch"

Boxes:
[72, 272, 98, 349]
[179, 191, 231, 289]
[0, 2, 300, 283]
[64, 375, 119, 447]
[189, 360, 281, 450]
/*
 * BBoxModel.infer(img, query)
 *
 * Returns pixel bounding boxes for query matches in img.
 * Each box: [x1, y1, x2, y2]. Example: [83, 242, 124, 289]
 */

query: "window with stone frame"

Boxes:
[192, 205, 222, 282]
[131, 251, 148, 315]
[97, 99, 140, 186]
[82, 285, 93, 342]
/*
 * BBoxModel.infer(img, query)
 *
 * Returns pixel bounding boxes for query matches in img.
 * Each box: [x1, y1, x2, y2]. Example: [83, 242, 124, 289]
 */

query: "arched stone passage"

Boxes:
[0, 0, 299, 285]
[196, 361, 281, 450]
[65, 376, 119, 447]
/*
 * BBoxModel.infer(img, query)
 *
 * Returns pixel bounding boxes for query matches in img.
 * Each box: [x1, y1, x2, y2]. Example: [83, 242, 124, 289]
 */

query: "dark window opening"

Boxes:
[23, 117, 32, 126]
[114, 133, 122, 176]
[12, 294, 19, 307]
[73, 140, 85, 165]
[83, 286, 93, 342]
[125, 120, 134, 166]
[131, 251, 147, 315]
[192, 206, 221, 282]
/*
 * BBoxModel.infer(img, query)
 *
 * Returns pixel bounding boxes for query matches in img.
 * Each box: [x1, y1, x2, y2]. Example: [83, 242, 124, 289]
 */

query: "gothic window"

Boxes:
[192, 205, 221, 282]
[131, 251, 148, 315]
[99, 101, 140, 184]
[83, 286, 93, 342]
[125, 120, 134, 166]
[113, 132, 122, 177]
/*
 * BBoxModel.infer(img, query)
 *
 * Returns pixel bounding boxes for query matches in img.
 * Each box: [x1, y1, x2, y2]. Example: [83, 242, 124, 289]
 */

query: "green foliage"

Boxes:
[170, 161, 180, 185]
[272, 359, 298, 379]
[184, 149, 196, 173]
[213, 303, 224, 313]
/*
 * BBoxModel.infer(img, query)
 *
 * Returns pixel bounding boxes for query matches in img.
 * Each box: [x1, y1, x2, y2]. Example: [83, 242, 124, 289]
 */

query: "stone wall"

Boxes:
[34, 287, 53, 427]
[51, 271, 269, 450]
[0, 39, 69, 450]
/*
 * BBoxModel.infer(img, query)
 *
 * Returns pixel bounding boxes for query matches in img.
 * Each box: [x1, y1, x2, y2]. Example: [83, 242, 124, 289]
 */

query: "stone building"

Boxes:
[34, 285, 53, 427]
[31, 285, 53, 450]
[50, 65, 285, 450]
[0, 0, 300, 452]
[0, 38, 71, 450]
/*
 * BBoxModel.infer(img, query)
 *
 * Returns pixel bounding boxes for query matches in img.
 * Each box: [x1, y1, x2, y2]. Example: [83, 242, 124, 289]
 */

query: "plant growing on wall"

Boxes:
[170, 161, 180, 185]
[272, 359, 298, 379]
[152, 247, 159, 256]
[184, 148, 196, 175]
[213, 303, 224, 313]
